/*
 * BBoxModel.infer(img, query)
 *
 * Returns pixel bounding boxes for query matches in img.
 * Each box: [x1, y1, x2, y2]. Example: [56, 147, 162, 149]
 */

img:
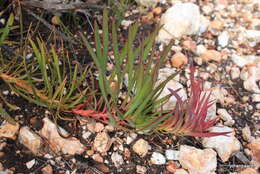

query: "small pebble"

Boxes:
[218, 31, 229, 47]
[136, 165, 147, 174]
[26, 159, 35, 169]
[111, 152, 124, 168]
[2, 90, 9, 95]
[230, 66, 240, 79]
[126, 133, 137, 145]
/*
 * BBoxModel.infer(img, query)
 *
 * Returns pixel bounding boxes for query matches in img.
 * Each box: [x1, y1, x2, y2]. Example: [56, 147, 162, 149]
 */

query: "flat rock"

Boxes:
[133, 139, 151, 157]
[150, 152, 166, 165]
[93, 132, 112, 153]
[19, 126, 43, 155]
[157, 2, 201, 43]
[231, 54, 259, 67]
[179, 145, 217, 174]
[0, 121, 19, 140]
[39, 118, 85, 155]
[202, 126, 241, 162]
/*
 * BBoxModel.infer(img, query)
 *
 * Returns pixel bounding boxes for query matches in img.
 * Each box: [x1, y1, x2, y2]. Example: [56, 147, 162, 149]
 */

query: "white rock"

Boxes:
[151, 152, 166, 165]
[93, 132, 112, 153]
[196, 45, 207, 55]
[121, 20, 134, 28]
[19, 126, 43, 155]
[82, 131, 92, 140]
[202, 126, 241, 162]
[39, 118, 85, 155]
[231, 54, 258, 67]
[136, 0, 159, 7]
[2, 90, 9, 95]
[133, 139, 151, 156]
[252, 94, 260, 102]
[218, 31, 229, 47]
[165, 149, 180, 160]
[244, 30, 260, 41]
[217, 108, 235, 126]
[256, 103, 260, 110]
[230, 66, 240, 79]
[26, 159, 36, 169]
[0, 121, 20, 140]
[157, 2, 201, 43]
[126, 133, 137, 145]
[198, 15, 210, 34]
[111, 152, 124, 168]
[179, 145, 217, 174]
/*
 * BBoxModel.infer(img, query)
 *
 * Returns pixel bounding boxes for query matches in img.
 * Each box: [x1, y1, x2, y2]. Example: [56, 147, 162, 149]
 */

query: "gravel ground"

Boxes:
[0, 0, 259, 174]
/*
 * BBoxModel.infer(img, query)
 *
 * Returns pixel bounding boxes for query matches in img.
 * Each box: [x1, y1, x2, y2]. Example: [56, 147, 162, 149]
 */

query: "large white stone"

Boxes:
[179, 145, 217, 174]
[202, 126, 241, 162]
[39, 118, 85, 155]
[157, 3, 201, 43]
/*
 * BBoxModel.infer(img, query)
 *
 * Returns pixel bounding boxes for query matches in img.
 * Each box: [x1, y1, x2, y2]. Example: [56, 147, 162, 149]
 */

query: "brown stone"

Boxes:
[201, 50, 222, 62]
[182, 39, 197, 52]
[41, 164, 53, 174]
[170, 52, 188, 68]
[0, 122, 19, 140]
[166, 161, 179, 173]
[93, 132, 112, 153]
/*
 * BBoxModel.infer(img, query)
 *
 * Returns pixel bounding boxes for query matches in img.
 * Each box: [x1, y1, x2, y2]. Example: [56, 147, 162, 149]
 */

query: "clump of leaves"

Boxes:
[79, 8, 177, 129]
[142, 67, 230, 137]
[0, 38, 94, 116]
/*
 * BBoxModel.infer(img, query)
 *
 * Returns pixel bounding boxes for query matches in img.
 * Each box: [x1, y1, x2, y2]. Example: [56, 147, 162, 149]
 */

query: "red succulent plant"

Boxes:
[155, 67, 231, 137]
